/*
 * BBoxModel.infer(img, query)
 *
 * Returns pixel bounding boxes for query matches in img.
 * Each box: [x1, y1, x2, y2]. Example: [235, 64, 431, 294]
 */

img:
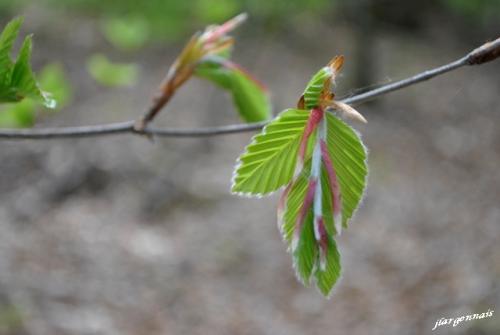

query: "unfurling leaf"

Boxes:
[195, 58, 271, 122]
[232, 56, 368, 297]
[0, 17, 56, 108]
[137, 13, 270, 129]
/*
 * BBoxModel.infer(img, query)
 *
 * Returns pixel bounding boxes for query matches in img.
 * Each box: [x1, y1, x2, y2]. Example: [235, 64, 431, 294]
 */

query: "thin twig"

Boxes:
[343, 37, 500, 105]
[0, 121, 134, 139]
[0, 120, 266, 139]
[0, 37, 498, 140]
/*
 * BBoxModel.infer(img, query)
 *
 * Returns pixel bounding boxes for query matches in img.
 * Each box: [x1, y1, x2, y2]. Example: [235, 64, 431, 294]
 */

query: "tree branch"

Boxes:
[343, 37, 500, 106]
[0, 37, 498, 140]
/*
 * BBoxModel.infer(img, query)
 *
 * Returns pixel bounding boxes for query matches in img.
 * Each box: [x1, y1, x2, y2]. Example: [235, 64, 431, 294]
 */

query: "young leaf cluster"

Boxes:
[136, 13, 271, 129]
[179, 13, 271, 123]
[232, 57, 368, 297]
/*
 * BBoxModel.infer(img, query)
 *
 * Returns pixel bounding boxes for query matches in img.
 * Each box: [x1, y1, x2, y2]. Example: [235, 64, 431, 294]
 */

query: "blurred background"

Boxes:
[0, 1, 499, 334]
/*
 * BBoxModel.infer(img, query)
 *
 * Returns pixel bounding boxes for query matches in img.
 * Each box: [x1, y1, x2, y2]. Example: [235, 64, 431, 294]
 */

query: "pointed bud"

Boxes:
[331, 101, 367, 123]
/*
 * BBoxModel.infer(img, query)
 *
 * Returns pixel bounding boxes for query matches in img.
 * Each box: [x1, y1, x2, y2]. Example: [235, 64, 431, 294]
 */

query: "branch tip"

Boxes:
[467, 37, 500, 65]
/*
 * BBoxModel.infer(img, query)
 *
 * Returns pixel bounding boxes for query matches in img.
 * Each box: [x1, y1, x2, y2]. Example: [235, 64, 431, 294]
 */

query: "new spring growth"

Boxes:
[232, 56, 368, 296]
[288, 56, 366, 266]
[135, 13, 250, 131]
[297, 56, 367, 124]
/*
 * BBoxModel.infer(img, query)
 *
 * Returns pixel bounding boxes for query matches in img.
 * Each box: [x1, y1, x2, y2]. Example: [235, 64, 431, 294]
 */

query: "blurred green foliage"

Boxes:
[0, 62, 72, 127]
[0, 0, 497, 45]
[0, 17, 70, 128]
[0, 305, 23, 334]
[38, 63, 72, 108]
[43, 0, 500, 30]
[0, 98, 35, 127]
[101, 17, 150, 51]
[444, 0, 500, 19]
[1, 0, 336, 42]
[86, 54, 138, 87]
[47, 0, 332, 36]
[0, 17, 56, 108]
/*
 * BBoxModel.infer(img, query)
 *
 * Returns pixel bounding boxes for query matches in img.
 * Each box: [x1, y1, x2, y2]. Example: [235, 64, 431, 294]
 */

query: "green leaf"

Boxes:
[195, 59, 272, 122]
[0, 17, 56, 108]
[195, 60, 232, 88]
[101, 17, 150, 51]
[0, 16, 22, 85]
[281, 158, 343, 295]
[0, 63, 71, 128]
[320, 164, 336, 235]
[302, 66, 332, 110]
[314, 236, 341, 296]
[10, 35, 56, 108]
[284, 160, 317, 283]
[230, 67, 271, 122]
[231, 108, 310, 195]
[280, 113, 368, 235]
[279, 112, 367, 296]
[87, 54, 138, 87]
[325, 113, 368, 228]
[282, 160, 311, 242]
[293, 210, 318, 284]
[231, 53, 368, 297]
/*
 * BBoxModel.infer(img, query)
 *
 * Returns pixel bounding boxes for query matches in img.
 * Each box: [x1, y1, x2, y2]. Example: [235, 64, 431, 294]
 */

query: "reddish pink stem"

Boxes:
[298, 108, 324, 166]
[315, 217, 329, 269]
[320, 139, 342, 231]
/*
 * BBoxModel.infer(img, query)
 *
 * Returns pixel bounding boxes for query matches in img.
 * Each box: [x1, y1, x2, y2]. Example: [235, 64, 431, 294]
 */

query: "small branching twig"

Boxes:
[0, 37, 498, 140]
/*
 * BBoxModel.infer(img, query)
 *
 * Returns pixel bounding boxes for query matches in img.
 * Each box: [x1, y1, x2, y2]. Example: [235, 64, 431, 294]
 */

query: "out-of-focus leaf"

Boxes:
[194, 0, 239, 22]
[195, 60, 232, 88]
[10, 35, 57, 108]
[443, 0, 500, 18]
[86, 54, 138, 87]
[0, 99, 36, 128]
[101, 17, 150, 51]
[230, 67, 271, 122]
[195, 59, 272, 122]
[0, 16, 22, 84]
[38, 63, 72, 108]
[0, 17, 56, 108]
[231, 109, 309, 195]
[0, 63, 71, 128]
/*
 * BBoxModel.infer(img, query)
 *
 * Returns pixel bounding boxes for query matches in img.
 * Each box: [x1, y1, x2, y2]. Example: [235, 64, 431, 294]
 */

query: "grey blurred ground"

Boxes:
[0, 9, 499, 335]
